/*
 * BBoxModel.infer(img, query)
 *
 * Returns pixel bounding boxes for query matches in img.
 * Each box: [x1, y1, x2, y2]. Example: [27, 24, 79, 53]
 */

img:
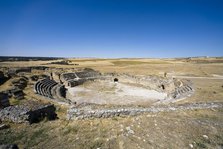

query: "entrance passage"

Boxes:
[114, 78, 118, 82]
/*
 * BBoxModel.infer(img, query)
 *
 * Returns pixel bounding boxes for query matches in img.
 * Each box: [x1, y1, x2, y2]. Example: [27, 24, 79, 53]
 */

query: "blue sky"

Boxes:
[0, 0, 223, 58]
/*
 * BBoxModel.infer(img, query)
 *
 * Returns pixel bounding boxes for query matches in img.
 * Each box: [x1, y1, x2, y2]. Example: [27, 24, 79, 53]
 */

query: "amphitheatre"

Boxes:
[0, 56, 223, 148]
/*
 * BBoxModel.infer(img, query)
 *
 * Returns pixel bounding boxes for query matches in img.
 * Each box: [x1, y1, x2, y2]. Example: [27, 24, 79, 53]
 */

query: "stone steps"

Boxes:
[34, 79, 66, 99]
[172, 83, 193, 99]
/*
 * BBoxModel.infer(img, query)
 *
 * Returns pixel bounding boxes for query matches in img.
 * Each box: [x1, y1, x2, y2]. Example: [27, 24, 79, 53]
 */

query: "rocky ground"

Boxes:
[0, 107, 222, 149]
[67, 102, 223, 120]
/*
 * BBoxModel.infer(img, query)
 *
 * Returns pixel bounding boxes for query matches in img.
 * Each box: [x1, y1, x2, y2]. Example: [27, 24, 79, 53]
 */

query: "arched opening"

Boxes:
[114, 78, 118, 82]
[161, 84, 165, 90]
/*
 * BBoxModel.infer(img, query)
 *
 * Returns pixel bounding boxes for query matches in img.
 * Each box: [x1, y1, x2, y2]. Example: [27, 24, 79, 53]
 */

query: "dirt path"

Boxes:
[173, 75, 223, 80]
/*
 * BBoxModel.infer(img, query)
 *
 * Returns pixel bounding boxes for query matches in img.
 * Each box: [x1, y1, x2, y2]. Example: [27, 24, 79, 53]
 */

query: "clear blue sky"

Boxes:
[0, 0, 223, 58]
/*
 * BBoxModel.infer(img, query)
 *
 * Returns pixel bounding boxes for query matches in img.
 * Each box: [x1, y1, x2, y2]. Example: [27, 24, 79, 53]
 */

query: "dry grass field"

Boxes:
[0, 57, 223, 149]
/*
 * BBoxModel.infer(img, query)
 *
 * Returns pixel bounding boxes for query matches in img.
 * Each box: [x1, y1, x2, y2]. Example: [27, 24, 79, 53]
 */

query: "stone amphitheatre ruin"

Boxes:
[0, 65, 197, 122]
[30, 68, 195, 120]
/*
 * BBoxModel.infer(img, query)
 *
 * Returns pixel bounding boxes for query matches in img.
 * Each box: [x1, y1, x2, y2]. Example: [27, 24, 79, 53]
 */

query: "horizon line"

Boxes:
[0, 55, 223, 59]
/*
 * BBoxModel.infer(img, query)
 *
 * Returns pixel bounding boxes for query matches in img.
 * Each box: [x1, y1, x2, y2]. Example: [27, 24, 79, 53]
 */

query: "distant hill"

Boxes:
[0, 56, 64, 62]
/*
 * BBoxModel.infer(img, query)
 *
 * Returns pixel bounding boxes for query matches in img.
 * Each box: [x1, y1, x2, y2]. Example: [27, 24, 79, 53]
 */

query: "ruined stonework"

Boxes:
[0, 102, 57, 124]
[60, 68, 101, 87]
[11, 77, 28, 90]
[0, 71, 7, 85]
[104, 73, 194, 100]
[67, 102, 222, 120]
[0, 144, 19, 149]
[0, 76, 28, 100]
[7, 67, 31, 77]
[3, 88, 24, 100]
[34, 79, 66, 99]
[33, 69, 193, 104]
[105, 73, 175, 92]
[30, 74, 49, 81]
[0, 93, 10, 109]
[0, 71, 4, 79]
[65, 79, 85, 87]
[0, 71, 11, 86]
[50, 72, 61, 83]
[169, 79, 194, 99]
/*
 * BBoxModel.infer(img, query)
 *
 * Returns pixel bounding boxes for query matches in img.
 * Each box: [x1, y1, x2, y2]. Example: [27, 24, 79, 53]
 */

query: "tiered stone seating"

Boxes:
[61, 69, 101, 87]
[171, 81, 194, 99]
[34, 79, 66, 99]
[76, 70, 100, 78]
[60, 73, 77, 82]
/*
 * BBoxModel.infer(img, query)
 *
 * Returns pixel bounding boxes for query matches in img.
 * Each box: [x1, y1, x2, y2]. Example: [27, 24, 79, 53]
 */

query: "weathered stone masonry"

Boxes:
[34, 79, 66, 99]
[67, 103, 223, 120]
[0, 103, 57, 124]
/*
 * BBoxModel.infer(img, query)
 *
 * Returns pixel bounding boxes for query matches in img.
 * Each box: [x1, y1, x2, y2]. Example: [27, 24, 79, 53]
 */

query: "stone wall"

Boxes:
[0, 71, 9, 85]
[0, 93, 9, 109]
[3, 89, 24, 101]
[0, 71, 4, 78]
[11, 77, 28, 90]
[0, 144, 19, 149]
[7, 68, 31, 76]
[104, 73, 194, 100]
[65, 79, 85, 87]
[60, 68, 101, 87]
[105, 73, 175, 92]
[60, 73, 77, 83]
[0, 103, 57, 124]
[67, 102, 222, 120]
